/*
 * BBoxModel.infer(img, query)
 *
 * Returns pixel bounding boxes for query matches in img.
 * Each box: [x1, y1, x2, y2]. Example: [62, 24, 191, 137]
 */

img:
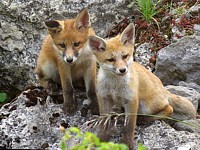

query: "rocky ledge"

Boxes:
[0, 85, 199, 150]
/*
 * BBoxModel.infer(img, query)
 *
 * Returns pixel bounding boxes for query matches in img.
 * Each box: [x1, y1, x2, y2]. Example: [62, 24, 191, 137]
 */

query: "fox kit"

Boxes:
[88, 23, 196, 149]
[35, 9, 99, 115]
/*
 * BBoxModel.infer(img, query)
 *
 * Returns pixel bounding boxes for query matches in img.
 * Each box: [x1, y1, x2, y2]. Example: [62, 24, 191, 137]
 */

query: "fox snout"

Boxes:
[114, 59, 128, 75]
[64, 56, 77, 64]
[115, 67, 128, 75]
[62, 49, 79, 64]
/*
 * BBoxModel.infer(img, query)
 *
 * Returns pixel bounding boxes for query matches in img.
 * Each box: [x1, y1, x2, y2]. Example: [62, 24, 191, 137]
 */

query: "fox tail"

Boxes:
[169, 94, 196, 120]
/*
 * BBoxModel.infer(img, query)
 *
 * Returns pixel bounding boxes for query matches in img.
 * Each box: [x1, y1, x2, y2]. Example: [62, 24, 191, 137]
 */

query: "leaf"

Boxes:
[138, 142, 148, 150]
[60, 141, 66, 150]
[69, 127, 80, 134]
[119, 144, 129, 150]
[0, 93, 7, 103]
[136, 0, 159, 22]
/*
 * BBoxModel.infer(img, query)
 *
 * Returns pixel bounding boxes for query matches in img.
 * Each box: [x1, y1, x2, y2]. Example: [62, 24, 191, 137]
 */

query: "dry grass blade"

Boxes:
[93, 119, 101, 128]
[114, 115, 119, 127]
[124, 115, 129, 126]
[103, 116, 111, 129]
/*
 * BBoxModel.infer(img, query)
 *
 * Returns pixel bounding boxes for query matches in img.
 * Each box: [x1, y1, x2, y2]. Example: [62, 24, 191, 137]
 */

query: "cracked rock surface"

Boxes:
[0, 86, 200, 149]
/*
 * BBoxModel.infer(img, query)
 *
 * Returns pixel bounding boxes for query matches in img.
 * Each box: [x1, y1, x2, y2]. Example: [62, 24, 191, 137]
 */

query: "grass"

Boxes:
[137, 0, 160, 22]
[127, 0, 161, 22]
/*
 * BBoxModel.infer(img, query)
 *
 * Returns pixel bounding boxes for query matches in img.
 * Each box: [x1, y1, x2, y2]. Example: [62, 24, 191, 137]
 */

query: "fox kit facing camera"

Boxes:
[88, 23, 196, 149]
[35, 9, 99, 115]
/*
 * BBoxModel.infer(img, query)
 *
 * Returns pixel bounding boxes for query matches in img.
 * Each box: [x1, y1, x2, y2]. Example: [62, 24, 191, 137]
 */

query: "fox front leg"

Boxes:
[121, 97, 138, 150]
[59, 65, 76, 114]
[83, 62, 99, 115]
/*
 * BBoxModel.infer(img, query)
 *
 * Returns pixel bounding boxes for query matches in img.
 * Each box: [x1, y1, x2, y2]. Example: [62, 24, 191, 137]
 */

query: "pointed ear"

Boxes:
[120, 23, 135, 46]
[88, 36, 107, 53]
[44, 20, 63, 35]
[74, 8, 90, 32]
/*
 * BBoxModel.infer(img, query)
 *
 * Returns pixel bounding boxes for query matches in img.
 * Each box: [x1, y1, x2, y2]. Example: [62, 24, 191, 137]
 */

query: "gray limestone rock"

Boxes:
[135, 42, 156, 71]
[155, 35, 200, 86]
[178, 81, 200, 95]
[173, 119, 200, 133]
[0, 87, 200, 149]
[137, 120, 200, 150]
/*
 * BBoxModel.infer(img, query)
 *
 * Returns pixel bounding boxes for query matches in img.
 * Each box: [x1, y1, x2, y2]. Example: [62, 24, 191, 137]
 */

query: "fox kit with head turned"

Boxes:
[35, 9, 99, 115]
[88, 23, 196, 149]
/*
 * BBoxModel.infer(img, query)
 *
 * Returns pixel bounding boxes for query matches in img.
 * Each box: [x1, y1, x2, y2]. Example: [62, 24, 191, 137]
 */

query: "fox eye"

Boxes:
[74, 42, 80, 47]
[107, 58, 115, 62]
[122, 54, 128, 59]
[59, 43, 65, 48]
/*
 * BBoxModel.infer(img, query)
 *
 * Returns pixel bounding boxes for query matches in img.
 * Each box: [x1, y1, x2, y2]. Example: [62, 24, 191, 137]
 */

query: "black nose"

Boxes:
[119, 68, 126, 73]
[66, 57, 73, 63]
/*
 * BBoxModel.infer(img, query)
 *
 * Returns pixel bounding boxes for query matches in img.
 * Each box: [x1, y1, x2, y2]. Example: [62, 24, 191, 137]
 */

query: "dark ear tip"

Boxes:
[44, 20, 60, 28]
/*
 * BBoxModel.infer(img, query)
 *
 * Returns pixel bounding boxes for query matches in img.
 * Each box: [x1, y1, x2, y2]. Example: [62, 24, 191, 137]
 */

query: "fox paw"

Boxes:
[62, 103, 77, 115]
[90, 107, 99, 115]
[80, 104, 90, 117]
[90, 102, 99, 115]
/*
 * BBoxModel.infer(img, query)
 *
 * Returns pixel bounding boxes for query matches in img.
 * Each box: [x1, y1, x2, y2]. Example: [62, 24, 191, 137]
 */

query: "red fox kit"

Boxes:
[88, 23, 196, 149]
[35, 9, 99, 115]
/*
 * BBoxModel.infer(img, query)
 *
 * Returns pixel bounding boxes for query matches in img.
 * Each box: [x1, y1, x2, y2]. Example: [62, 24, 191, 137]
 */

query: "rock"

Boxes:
[135, 42, 156, 71]
[178, 81, 200, 95]
[173, 119, 200, 133]
[1, 87, 200, 149]
[136, 120, 200, 150]
[0, 86, 92, 149]
[177, 142, 199, 150]
[188, 4, 200, 14]
[155, 35, 200, 86]
[178, 82, 200, 108]
[194, 24, 200, 32]
[165, 85, 200, 111]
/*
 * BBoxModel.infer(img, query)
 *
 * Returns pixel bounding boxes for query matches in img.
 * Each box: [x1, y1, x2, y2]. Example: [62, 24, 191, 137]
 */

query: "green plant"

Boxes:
[60, 127, 129, 150]
[0, 92, 7, 103]
[128, 0, 161, 31]
[136, 0, 160, 22]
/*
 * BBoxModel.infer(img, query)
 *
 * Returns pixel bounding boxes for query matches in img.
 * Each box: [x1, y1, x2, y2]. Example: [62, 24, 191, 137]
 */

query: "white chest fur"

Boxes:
[97, 69, 134, 105]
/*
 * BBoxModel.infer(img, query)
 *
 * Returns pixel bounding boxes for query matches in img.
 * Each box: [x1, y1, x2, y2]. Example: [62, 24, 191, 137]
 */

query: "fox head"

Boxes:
[88, 23, 135, 75]
[44, 8, 91, 64]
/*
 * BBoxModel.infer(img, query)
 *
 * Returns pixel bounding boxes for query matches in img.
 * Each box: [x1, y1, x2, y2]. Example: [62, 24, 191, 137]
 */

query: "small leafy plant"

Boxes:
[60, 127, 129, 150]
[0, 92, 7, 103]
[136, 0, 160, 22]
